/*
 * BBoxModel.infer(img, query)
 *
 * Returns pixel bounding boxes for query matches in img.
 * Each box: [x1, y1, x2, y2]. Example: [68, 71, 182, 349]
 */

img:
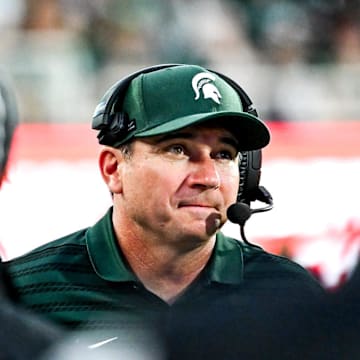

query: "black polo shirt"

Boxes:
[4, 207, 323, 334]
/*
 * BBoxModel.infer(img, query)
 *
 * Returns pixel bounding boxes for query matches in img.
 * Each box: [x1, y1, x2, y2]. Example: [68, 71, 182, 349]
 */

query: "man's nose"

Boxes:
[189, 157, 220, 190]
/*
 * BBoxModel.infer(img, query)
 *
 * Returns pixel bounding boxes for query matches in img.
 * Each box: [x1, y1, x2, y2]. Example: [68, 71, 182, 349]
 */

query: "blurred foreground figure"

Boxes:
[324, 257, 360, 359]
[0, 70, 63, 359]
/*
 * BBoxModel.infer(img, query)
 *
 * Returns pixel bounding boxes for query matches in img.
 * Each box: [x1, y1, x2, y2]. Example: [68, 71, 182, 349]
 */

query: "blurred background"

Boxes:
[1, 0, 360, 122]
[0, 0, 359, 289]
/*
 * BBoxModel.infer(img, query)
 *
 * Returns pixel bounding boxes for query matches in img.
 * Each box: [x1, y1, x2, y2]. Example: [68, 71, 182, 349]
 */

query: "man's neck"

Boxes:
[117, 231, 216, 304]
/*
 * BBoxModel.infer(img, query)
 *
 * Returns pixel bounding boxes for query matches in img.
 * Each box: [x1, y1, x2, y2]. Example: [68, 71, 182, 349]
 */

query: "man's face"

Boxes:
[115, 124, 240, 247]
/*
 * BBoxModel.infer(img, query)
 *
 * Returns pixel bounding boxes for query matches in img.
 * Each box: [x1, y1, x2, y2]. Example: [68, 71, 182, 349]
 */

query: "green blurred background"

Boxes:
[1, 0, 359, 124]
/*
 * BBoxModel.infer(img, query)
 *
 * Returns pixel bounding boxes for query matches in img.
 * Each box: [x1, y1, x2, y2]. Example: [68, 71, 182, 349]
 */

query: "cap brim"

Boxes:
[135, 111, 270, 151]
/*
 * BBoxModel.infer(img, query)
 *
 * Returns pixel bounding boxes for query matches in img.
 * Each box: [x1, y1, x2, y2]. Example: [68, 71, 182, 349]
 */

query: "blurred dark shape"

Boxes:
[0, 71, 64, 359]
[165, 292, 334, 360]
[0, 70, 18, 181]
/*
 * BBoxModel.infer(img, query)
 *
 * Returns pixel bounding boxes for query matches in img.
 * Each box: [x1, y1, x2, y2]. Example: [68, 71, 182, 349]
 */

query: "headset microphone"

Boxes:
[227, 203, 251, 226]
[227, 185, 273, 247]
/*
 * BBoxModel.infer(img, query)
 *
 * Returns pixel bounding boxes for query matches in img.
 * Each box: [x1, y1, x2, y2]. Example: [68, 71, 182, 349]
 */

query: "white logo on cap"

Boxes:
[192, 72, 222, 104]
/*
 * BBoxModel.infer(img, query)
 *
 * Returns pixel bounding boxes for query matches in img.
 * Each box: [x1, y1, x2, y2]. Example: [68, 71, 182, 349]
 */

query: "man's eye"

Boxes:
[216, 150, 237, 160]
[168, 144, 185, 155]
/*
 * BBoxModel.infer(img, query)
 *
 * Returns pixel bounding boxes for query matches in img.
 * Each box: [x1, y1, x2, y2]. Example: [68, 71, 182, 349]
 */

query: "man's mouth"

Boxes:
[178, 197, 219, 208]
[178, 202, 221, 216]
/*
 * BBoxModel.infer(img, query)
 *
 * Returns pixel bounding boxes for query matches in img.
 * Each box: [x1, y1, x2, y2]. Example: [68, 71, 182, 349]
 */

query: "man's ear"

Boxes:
[99, 147, 123, 194]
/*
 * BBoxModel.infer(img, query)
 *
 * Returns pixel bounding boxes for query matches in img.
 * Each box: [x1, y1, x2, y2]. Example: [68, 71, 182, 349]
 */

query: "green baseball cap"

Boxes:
[95, 65, 270, 151]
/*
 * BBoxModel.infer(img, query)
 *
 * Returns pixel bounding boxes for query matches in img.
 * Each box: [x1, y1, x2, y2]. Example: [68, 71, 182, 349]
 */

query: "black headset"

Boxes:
[92, 64, 272, 210]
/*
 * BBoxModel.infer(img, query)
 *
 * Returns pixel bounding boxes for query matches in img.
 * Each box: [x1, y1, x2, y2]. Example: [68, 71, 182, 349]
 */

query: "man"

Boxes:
[4, 65, 324, 351]
[0, 71, 63, 359]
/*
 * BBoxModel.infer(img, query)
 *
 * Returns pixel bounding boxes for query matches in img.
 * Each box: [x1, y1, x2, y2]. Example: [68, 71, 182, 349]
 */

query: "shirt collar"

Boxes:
[86, 208, 243, 285]
[207, 232, 244, 285]
[86, 207, 137, 282]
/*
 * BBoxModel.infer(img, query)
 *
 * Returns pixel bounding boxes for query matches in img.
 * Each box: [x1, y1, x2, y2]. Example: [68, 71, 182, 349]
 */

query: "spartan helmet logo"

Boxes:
[192, 72, 222, 104]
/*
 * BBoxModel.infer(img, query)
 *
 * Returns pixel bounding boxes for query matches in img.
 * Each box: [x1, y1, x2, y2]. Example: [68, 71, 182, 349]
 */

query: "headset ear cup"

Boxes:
[97, 112, 137, 146]
[237, 150, 262, 204]
[237, 151, 248, 203]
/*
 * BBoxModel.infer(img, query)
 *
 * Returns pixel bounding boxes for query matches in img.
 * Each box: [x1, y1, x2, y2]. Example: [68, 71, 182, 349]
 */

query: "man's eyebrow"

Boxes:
[155, 131, 239, 149]
[220, 136, 239, 150]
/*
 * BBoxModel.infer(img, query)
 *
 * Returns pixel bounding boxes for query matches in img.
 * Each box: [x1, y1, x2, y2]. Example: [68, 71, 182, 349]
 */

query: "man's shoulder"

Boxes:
[221, 233, 312, 274]
[2, 227, 98, 304]
[242, 241, 310, 276]
[220, 234, 323, 294]
[4, 227, 89, 271]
